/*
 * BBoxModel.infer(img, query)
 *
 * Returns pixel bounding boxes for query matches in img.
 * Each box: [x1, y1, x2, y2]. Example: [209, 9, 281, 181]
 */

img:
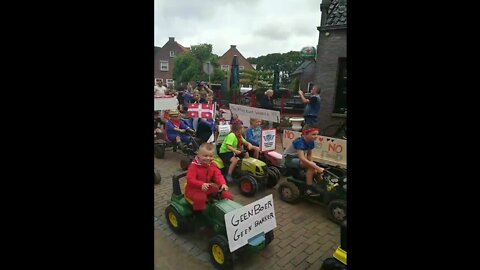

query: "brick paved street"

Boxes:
[154, 142, 341, 270]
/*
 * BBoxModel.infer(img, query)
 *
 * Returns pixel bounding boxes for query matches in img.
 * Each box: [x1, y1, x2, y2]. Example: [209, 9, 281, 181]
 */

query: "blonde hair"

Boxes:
[250, 118, 260, 125]
[199, 143, 215, 152]
[265, 89, 273, 95]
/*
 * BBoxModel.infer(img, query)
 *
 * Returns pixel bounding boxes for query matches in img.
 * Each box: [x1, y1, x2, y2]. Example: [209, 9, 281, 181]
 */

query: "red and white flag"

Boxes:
[187, 103, 215, 119]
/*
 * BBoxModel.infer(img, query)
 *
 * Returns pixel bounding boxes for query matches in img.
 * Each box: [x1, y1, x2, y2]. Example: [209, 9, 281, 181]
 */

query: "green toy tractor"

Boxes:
[164, 171, 275, 270]
[212, 151, 281, 197]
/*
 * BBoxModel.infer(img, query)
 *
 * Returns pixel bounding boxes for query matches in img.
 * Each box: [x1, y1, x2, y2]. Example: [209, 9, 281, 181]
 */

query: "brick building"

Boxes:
[154, 37, 189, 87]
[315, 0, 347, 132]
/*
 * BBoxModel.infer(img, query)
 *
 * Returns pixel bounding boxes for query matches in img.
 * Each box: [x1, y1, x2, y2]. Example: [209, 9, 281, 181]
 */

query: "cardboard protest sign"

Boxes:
[260, 129, 276, 152]
[224, 194, 277, 252]
[229, 104, 280, 123]
[282, 129, 347, 169]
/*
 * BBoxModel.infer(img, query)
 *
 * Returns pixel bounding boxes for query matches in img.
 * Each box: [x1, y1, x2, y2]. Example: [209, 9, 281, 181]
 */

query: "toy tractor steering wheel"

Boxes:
[235, 150, 247, 159]
[208, 183, 225, 201]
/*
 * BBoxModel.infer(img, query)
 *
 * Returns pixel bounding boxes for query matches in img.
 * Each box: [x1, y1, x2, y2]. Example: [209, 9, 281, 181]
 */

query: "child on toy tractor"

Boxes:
[283, 125, 325, 197]
[218, 123, 260, 183]
[185, 143, 234, 211]
[246, 118, 262, 148]
[165, 109, 196, 152]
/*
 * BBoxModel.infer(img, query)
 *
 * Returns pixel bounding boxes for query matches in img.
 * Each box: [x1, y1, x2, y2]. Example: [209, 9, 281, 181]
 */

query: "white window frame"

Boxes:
[239, 66, 245, 71]
[169, 51, 175, 57]
[221, 65, 229, 72]
[160, 61, 169, 71]
[166, 79, 174, 87]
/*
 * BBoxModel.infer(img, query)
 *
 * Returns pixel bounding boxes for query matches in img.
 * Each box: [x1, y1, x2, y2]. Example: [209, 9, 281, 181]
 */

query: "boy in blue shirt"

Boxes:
[283, 125, 325, 196]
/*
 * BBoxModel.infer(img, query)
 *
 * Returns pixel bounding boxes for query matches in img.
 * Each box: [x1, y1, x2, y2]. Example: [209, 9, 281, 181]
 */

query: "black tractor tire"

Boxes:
[278, 181, 301, 203]
[327, 199, 347, 225]
[154, 144, 165, 159]
[164, 206, 190, 234]
[238, 175, 258, 197]
[209, 234, 234, 270]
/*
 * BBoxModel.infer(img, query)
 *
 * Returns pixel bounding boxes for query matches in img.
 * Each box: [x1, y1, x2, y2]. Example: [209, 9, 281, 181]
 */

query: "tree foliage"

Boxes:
[247, 51, 303, 88]
[173, 43, 226, 85]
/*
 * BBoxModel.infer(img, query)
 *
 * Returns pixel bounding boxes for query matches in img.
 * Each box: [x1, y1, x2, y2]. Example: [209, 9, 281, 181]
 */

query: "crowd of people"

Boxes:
[155, 81, 327, 197]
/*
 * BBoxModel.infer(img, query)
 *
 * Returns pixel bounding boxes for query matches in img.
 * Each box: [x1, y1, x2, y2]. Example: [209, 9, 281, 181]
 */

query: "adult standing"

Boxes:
[298, 85, 321, 127]
[260, 89, 274, 129]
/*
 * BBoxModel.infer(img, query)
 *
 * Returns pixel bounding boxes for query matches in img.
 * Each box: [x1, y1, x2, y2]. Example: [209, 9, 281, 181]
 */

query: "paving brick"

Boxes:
[306, 257, 324, 270]
[277, 237, 295, 249]
[305, 247, 324, 264]
[304, 242, 321, 255]
[291, 228, 307, 239]
[293, 260, 311, 270]
[305, 234, 320, 245]
[276, 245, 294, 258]
[290, 236, 308, 248]
[291, 252, 309, 266]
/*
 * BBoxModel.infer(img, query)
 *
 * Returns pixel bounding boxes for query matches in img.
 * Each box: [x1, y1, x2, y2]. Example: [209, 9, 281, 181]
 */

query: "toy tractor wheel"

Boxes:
[154, 169, 161, 185]
[278, 181, 300, 203]
[238, 175, 258, 197]
[164, 206, 190, 234]
[266, 167, 279, 188]
[320, 257, 346, 270]
[265, 230, 274, 246]
[154, 144, 165, 159]
[327, 200, 347, 225]
[180, 158, 191, 171]
[270, 166, 282, 180]
[209, 234, 233, 270]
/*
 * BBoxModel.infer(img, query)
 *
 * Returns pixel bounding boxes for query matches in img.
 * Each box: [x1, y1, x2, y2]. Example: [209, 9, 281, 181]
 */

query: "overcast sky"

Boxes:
[154, 0, 322, 58]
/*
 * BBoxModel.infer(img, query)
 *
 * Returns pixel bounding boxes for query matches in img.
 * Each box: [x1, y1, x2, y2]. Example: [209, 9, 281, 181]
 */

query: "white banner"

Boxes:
[154, 97, 178, 111]
[260, 129, 276, 152]
[224, 194, 277, 252]
[229, 104, 280, 123]
[282, 130, 347, 169]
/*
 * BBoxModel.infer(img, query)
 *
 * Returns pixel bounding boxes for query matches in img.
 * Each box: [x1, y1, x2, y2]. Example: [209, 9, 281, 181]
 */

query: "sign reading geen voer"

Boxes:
[224, 194, 277, 252]
[260, 128, 276, 152]
[229, 104, 280, 123]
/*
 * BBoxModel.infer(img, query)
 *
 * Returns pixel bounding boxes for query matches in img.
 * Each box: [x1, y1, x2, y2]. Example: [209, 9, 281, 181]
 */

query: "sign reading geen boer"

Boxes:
[260, 129, 276, 152]
[154, 96, 178, 111]
[282, 129, 347, 169]
[229, 104, 280, 123]
[224, 194, 277, 252]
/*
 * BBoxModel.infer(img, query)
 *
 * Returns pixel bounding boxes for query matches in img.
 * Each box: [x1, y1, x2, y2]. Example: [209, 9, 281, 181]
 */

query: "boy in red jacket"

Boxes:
[185, 143, 234, 211]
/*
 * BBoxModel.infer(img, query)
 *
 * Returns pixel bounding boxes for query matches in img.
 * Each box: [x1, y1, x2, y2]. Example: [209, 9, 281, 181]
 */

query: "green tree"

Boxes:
[173, 44, 226, 85]
[248, 51, 303, 88]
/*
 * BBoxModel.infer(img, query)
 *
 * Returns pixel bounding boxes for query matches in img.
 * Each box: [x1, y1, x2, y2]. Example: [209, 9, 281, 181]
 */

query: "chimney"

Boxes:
[230, 45, 236, 48]
[169, 37, 175, 42]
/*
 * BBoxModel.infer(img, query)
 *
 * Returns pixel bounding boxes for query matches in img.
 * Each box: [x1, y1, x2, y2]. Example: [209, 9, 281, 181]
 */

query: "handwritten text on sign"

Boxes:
[260, 129, 276, 152]
[224, 194, 277, 252]
[154, 97, 178, 111]
[229, 104, 280, 123]
[282, 129, 347, 169]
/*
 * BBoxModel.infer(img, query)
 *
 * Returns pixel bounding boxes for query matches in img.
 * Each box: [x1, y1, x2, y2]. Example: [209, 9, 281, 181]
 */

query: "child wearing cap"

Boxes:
[166, 109, 195, 151]
[283, 125, 325, 196]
